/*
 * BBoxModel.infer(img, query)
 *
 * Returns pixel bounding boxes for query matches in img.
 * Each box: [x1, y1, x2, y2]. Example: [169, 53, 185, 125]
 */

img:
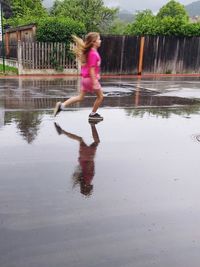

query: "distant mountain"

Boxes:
[118, 9, 135, 22]
[185, 1, 200, 16]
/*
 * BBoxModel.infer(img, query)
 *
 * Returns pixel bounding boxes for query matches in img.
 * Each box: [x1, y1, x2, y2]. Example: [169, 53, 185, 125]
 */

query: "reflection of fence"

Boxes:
[2, 77, 81, 109]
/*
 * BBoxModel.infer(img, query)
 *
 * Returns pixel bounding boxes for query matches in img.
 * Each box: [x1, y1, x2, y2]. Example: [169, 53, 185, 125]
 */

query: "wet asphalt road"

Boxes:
[0, 76, 200, 267]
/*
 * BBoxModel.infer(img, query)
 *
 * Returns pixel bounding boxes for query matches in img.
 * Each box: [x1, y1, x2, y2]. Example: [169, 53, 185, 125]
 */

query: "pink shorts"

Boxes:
[81, 77, 101, 93]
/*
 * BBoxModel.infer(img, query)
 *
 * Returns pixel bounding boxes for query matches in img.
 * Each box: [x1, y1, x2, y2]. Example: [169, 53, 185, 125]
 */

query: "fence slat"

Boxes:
[39, 42, 41, 69]
[56, 42, 59, 67]
[44, 42, 47, 69]
[28, 42, 31, 69]
[35, 42, 38, 69]
[32, 42, 35, 69]
[62, 43, 65, 68]
[26, 43, 28, 68]
[41, 42, 43, 69]
[23, 42, 25, 68]
[50, 42, 53, 68]
[47, 43, 50, 69]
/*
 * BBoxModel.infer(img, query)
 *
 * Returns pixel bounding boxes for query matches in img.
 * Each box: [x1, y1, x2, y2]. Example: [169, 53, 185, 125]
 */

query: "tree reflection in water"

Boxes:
[5, 111, 42, 144]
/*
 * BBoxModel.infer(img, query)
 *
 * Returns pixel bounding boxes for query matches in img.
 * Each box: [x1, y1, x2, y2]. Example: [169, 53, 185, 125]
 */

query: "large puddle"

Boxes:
[0, 76, 200, 267]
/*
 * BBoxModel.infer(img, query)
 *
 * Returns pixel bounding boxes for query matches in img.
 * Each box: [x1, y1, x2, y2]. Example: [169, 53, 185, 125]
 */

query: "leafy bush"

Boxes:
[181, 23, 200, 36]
[36, 17, 86, 42]
[35, 17, 86, 70]
[125, 10, 160, 35]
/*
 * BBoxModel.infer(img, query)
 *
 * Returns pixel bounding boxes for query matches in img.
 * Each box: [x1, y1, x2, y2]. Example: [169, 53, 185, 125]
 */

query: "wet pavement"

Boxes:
[0, 76, 200, 267]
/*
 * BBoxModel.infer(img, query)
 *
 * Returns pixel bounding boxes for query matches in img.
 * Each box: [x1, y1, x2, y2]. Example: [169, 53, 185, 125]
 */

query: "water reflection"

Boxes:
[54, 122, 100, 197]
[0, 77, 80, 110]
[4, 111, 42, 143]
[16, 112, 42, 144]
[1, 77, 200, 111]
[1, 77, 200, 143]
[125, 104, 200, 118]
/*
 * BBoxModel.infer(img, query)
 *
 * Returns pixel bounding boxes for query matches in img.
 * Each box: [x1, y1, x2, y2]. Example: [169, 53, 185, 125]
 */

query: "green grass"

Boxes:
[0, 64, 18, 75]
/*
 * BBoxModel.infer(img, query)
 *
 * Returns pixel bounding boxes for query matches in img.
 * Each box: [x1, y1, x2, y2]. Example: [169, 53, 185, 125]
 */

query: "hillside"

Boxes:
[185, 1, 200, 16]
[118, 9, 135, 22]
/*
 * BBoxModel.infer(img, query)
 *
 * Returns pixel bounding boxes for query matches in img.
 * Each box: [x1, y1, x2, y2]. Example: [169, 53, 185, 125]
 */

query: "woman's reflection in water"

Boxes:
[54, 121, 100, 197]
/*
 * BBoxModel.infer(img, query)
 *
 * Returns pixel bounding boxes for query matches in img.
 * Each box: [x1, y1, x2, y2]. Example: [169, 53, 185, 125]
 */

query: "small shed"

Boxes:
[4, 24, 36, 57]
[5, 24, 36, 43]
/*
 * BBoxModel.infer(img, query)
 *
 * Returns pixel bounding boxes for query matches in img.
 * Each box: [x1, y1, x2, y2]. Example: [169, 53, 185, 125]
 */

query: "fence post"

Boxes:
[5, 32, 9, 56]
[138, 36, 145, 75]
[17, 40, 23, 75]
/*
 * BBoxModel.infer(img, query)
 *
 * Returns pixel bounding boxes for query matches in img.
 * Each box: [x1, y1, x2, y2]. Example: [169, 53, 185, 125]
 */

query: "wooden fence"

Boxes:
[1, 41, 80, 74]
[1, 36, 200, 75]
[99, 36, 140, 75]
[99, 35, 200, 74]
[17, 42, 79, 74]
[19, 42, 77, 69]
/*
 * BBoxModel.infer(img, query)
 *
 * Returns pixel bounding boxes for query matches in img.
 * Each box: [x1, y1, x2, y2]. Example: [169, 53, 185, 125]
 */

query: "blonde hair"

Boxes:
[72, 32, 100, 64]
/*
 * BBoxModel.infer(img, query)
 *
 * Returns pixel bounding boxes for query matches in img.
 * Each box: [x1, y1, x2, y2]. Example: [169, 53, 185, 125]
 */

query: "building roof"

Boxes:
[5, 24, 36, 33]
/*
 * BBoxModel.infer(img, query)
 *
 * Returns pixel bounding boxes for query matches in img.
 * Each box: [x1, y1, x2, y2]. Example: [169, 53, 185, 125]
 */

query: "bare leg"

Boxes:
[91, 89, 104, 113]
[54, 91, 86, 116]
[63, 91, 86, 107]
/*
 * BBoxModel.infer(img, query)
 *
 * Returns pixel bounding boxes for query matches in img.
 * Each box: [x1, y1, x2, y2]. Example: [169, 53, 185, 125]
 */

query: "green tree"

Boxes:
[107, 19, 128, 34]
[125, 10, 159, 35]
[6, 0, 48, 26]
[124, 1, 199, 36]
[9, 0, 47, 18]
[156, 0, 190, 36]
[158, 16, 187, 35]
[157, 0, 189, 22]
[50, 0, 118, 32]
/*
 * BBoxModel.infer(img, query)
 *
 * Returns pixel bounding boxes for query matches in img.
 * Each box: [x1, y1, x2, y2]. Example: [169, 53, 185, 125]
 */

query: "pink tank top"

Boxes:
[81, 48, 101, 78]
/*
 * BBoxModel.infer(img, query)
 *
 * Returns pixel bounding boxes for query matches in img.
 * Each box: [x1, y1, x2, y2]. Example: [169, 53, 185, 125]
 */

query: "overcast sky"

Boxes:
[43, 0, 195, 12]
